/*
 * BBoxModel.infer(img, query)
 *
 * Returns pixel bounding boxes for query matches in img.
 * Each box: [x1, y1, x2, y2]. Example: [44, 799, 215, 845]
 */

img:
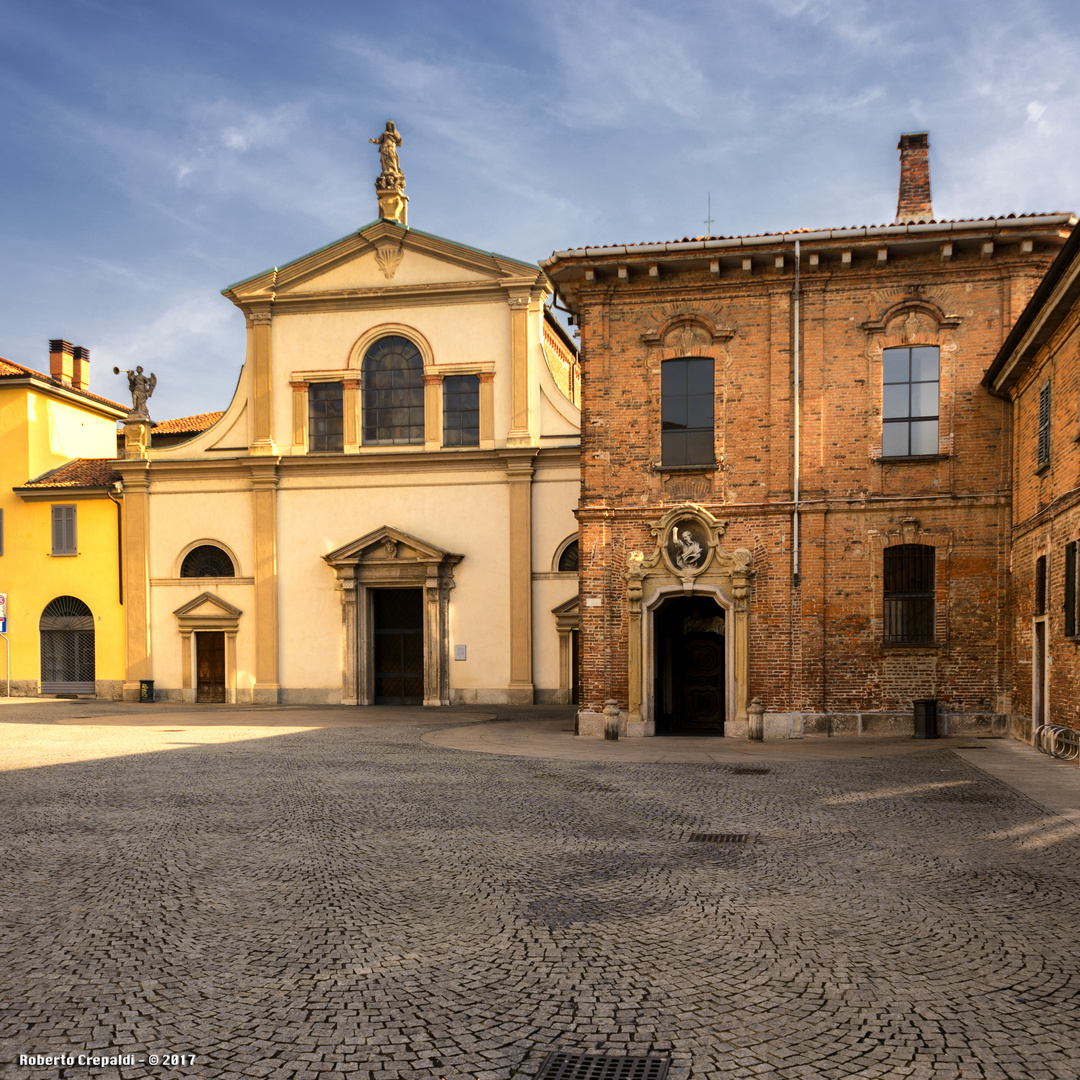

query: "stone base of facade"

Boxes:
[0, 680, 41, 698]
[576, 709, 1008, 739]
[94, 680, 125, 701]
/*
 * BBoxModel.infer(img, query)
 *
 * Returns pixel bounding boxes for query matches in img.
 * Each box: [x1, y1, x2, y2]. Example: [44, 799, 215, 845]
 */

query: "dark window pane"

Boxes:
[686, 430, 714, 464]
[308, 382, 344, 453]
[685, 358, 713, 395]
[662, 358, 714, 466]
[362, 336, 424, 445]
[882, 422, 908, 457]
[686, 394, 714, 428]
[910, 381, 939, 418]
[911, 346, 940, 382]
[883, 384, 909, 419]
[883, 348, 910, 383]
[558, 539, 579, 572]
[181, 545, 235, 577]
[662, 395, 687, 427]
[662, 431, 686, 465]
[443, 374, 480, 447]
[910, 419, 938, 456]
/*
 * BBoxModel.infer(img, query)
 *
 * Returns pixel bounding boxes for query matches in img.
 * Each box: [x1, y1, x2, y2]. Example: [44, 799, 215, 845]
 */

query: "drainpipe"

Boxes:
[792, 240, 801, 586]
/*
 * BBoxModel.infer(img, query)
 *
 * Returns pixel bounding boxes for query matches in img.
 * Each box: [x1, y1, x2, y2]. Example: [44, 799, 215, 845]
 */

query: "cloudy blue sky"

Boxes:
[3, 0, 1078, 420]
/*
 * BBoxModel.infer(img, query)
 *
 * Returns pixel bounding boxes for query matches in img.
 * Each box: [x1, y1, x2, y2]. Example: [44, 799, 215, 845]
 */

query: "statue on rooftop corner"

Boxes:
[369, 120, 404, 189]
[113, 365, 157, 418]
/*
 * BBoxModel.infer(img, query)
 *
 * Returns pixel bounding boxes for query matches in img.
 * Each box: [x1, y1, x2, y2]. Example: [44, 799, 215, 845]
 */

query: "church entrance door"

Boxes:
[655, 596, 725, 735]
[196, 631, 226, 702]
[373, 588, 424, 705]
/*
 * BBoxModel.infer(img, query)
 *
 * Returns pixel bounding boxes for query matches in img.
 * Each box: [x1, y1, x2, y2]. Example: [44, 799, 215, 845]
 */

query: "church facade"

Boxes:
[114, 136, 581, 706]
[544, 133, 1075, 738]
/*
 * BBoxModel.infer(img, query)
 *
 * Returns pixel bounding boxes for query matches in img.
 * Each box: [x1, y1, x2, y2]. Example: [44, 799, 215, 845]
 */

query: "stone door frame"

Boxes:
[324, 526, 462, 706]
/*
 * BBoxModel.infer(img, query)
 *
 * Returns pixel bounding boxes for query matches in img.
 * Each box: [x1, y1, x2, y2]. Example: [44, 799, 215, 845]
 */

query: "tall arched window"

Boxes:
[181, 545, 235, 577]
[40, 596, 95, 694]
[362, 336, 425, 446]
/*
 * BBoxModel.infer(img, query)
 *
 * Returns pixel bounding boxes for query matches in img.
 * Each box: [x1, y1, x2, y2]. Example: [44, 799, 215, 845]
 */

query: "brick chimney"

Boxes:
[72, 346, 90, 391]
[895, 132, 933, 224]
[49, 339, 74, 385]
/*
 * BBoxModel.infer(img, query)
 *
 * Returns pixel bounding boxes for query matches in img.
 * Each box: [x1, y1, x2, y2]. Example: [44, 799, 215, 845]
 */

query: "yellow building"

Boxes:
[115, 135, 581, 705]
[1, 342, 127, 697]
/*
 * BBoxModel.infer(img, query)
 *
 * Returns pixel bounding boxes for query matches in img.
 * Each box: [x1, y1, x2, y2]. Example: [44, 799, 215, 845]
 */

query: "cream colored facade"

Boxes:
[117, 219, 581, 705]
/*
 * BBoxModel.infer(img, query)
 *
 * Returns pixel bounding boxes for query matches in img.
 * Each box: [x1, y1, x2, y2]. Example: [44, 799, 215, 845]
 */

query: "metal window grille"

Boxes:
[882, 346, 939, 457]
[181, 545, 235, 578]
[39, 595, 95, 693]
[1035, 554, 1047, 617]
[1037, 380, 1051, 466]
[362, 336, 424, 446]
[558, 539, 579, 572]
[883, 544, 935, 643]
[51, 504, 76, 555]
[661, 356, 714, 466]
[442, 374, 480, 447]
[308, 382, 344, 453]
[1065, 541, 1077, 638]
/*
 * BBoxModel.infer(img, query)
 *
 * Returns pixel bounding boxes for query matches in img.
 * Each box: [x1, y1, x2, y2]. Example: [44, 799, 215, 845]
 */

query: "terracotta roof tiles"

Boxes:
[18, 459, 122, 491]
[0, 355, 127, 412]
[153, 411, 224, 435]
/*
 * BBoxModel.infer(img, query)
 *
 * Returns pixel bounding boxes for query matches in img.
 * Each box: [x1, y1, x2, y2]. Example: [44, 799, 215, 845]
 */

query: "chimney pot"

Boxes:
[49, 339, 75, 385]
[895, 132, 934, 225]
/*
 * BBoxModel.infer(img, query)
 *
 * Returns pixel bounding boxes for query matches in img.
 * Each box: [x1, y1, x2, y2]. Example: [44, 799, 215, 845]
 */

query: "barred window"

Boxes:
[883, 346, 939, 457]
[442, 374, 480, 447]
[308, 382, 344, 453]
[1034, 554, 1047, 617]
[1065, 541, 1077, 639]
[662, 357, 714, 466]
[51, 505, 76, 556]
[558, 539, 579, 572]
[362, 336, 424, 446]
[181, 545, 235, 578]
[883, 544, 935, 643]
[1037, 380, 1051, 467]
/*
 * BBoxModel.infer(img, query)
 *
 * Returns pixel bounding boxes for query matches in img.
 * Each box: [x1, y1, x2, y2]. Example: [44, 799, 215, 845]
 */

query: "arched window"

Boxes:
[40, 596, 95, 694]
[558, 539, 579, 572]
[181, 545, 235, 578]
[883, 544, 935, 643]
[362, 336, 424, 446]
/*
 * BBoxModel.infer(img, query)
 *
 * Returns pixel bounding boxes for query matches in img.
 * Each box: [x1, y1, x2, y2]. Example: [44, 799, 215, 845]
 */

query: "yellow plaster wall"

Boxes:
[26, 389, 119, 479]
[293, 248, 494, 291]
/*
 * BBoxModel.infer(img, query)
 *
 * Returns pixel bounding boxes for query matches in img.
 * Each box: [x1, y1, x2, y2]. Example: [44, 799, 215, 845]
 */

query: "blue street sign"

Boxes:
[0, 618, 6, 633]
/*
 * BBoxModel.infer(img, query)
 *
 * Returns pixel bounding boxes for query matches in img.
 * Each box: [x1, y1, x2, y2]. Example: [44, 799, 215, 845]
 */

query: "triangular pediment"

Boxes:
[223, 221, 543, 306]
[173, 592, 244, 619]
[551, 595, 579, 617]
[324, 525, 463, 568]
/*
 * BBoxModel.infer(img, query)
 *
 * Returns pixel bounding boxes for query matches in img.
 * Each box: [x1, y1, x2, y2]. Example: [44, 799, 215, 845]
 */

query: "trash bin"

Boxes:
[913, 699, 938, 739]
[139, 679, 155, 703]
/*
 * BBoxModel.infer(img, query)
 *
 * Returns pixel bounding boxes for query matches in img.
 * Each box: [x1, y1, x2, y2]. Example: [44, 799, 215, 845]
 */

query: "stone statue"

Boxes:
[369, 121, 403, 188]
[113, 365, 156, 418]
[673, 527, 703, 570]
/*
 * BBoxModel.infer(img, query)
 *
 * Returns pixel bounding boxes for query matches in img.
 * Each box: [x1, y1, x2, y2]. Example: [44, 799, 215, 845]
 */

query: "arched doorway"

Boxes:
[40, 596, 96, 695]
[654, 595, 725, 735]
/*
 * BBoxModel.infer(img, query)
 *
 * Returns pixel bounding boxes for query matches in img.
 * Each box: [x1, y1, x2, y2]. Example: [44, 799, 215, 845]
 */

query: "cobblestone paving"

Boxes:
[2, 715, 1079, 1080]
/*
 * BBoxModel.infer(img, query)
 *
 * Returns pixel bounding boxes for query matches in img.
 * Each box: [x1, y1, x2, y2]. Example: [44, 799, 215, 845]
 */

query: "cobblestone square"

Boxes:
[1, 704, 1078, 1080]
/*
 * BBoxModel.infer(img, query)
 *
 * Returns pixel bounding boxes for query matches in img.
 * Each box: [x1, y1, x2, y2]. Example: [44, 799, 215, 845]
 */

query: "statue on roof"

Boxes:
[113, 365, 156, 418]
[369, 121, 404, 190]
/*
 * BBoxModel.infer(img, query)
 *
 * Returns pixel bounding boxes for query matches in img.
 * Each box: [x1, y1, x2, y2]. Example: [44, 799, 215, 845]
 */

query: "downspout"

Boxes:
[106, 482, 123, 605]
[793, 240, 801, 586]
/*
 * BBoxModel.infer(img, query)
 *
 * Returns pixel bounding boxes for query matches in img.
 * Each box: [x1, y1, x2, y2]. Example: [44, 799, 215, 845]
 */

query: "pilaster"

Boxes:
[249, 308, 278, 456]
[250, 461, 280, 702]
[120, 463, 151, 701]
[502, 448, 537, 702]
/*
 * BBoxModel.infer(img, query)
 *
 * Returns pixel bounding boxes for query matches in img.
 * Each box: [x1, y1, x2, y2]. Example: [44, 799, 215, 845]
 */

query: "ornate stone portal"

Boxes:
[324, 526, 461, 706]
[622, 503, 753, 737]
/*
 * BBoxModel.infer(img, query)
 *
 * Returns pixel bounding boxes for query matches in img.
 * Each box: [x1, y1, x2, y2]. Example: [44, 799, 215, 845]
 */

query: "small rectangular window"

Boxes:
[1034, 554, 1047, 616]
[883, 544, 935, 643]
[51, 505, 76, 555]
[882, 346, 940, 457]
[1037, 380, 1051, 467]
[662, 357, 715, 466]
[442, 374, 480, 447]
[1065, 541, 1077, 638]
[308, 382, 344, 453]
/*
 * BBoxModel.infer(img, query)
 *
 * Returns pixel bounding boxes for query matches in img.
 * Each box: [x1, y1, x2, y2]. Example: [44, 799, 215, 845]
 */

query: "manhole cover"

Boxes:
[536, 1051, 670, 1080]
[688, 832, 749, 843]
[727, 766, 769, 775]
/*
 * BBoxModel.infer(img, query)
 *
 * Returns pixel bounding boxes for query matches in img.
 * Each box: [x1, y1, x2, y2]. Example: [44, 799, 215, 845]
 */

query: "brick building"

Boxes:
[543, 133, 1075, 738]
[984, 222, 1080, 739]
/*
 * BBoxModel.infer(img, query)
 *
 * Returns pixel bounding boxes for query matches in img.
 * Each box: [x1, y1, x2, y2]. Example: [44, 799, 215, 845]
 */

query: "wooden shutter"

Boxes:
[1066, 541, 1077, 639]
[51, 505, 76, 555]
[1038, 381, 1051, 465]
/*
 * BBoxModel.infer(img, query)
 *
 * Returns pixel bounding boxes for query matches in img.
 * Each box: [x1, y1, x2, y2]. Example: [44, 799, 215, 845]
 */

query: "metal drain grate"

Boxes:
[727, 766, 769, 775]
[688, 832, 749, 843]
[536, 1051, 670, 1080]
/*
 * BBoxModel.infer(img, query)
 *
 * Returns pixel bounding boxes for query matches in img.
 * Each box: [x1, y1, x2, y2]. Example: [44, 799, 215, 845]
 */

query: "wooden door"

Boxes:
[674, 633, 724, 733]
[372, 589, 424, 705]
[196, 631, 226, 703]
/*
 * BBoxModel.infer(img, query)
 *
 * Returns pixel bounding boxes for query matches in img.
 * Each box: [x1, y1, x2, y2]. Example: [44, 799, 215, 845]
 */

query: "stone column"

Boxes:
[249, 308, 277, 456]
[250, 462, 280, 703]
[732, 557, 753, 725]
[503, 449, 536, 703]
[120, 462, 151, 701]
[625, 559, 644, 731]
[339, 573, 359, 705]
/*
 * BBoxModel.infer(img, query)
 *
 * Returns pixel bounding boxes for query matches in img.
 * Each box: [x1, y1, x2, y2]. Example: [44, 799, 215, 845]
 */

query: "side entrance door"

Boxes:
[373, 588, 424, 705]
[196, 631, 226, 703]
